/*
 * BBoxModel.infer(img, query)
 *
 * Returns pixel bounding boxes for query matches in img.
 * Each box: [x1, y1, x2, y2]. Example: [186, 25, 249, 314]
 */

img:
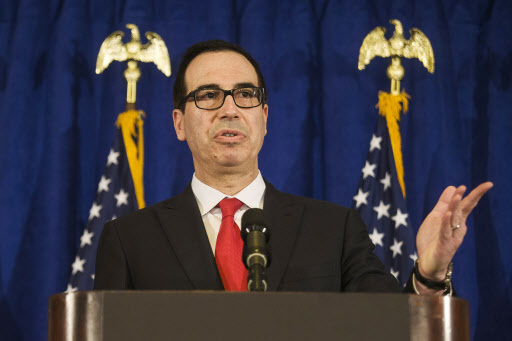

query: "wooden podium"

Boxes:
[48, 291, 469, 341]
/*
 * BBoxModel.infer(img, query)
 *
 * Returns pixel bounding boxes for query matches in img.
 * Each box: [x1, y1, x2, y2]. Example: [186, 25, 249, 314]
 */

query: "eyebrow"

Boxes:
[193, 82, 258, 91]
[234, 82, 257, 89]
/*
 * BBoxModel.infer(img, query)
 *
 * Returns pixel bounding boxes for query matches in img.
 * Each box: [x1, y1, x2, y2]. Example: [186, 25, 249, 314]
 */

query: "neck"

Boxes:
[194, 167, 259, 196]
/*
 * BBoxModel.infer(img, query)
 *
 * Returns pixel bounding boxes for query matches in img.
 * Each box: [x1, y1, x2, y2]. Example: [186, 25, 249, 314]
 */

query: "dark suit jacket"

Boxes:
[94, 181, 404, 292]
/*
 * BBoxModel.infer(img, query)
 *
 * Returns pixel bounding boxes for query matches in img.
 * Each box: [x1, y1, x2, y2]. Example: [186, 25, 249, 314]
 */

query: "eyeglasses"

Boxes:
[180, 87, 265, 110]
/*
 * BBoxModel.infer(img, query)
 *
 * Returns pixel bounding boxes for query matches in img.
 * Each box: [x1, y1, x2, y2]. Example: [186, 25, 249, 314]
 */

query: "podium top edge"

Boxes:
[49, 290, 468, 305]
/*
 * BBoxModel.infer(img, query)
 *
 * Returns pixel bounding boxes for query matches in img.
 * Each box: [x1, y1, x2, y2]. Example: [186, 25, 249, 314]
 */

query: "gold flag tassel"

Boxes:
[116, 110, 146, 209]
[375, 90, 410, 198]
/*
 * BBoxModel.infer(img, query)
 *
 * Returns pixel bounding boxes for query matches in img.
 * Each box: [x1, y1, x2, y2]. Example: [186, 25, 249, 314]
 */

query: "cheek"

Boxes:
[185, 119, 210, 145]
[257, 118, 267, 138]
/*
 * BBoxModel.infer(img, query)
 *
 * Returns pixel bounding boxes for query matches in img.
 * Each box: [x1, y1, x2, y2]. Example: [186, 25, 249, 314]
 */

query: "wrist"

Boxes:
[413, 277, 445, 296]
[417, 261, 446, 282]
[413, 259, 453, 295]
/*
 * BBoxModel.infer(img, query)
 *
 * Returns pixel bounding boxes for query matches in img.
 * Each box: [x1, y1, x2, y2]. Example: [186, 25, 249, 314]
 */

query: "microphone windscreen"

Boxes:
[241, 208, 266, 229]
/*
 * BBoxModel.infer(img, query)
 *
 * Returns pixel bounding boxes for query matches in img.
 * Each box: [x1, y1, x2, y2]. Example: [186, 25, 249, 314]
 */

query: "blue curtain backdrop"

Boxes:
[1, 0, 511, 340]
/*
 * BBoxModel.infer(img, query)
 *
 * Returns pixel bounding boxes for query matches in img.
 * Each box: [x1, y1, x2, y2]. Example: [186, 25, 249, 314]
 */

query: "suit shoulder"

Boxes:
[111, 194, 179, 227]
[268, 185, 353, 215]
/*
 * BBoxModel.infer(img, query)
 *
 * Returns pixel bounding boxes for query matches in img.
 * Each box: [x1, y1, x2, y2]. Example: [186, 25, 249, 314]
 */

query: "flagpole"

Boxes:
[67, 24, 171, 292]
[358, 19, 434, 197]
[352, 19, 435, 285]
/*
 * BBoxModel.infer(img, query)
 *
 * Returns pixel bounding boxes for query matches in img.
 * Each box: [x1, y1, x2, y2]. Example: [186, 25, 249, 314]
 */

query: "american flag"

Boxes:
[67, 125, 138, 291]
[352, 115, 416, 286]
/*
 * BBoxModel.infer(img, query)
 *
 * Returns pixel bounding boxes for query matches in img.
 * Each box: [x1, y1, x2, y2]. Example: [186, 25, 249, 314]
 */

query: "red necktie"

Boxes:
[215, 198, 248, 291]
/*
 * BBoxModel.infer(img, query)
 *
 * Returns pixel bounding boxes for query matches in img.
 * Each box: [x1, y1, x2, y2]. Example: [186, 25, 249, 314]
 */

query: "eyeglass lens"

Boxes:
[195, 88, 262, 109]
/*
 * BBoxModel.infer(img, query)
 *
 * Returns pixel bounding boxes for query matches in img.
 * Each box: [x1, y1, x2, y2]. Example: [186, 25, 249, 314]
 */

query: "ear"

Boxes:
[263, 104, 268, 136]
[172, 109, 186, 141]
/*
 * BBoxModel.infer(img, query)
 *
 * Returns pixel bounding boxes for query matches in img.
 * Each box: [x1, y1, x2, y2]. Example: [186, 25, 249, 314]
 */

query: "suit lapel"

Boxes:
[154, 181, 302, 291]
[263, 182, 304, 291]
[156, 185, 223, 290]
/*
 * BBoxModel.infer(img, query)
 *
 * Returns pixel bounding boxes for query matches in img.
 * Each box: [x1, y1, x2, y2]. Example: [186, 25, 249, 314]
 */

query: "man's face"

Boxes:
[173, 51, 268, 176]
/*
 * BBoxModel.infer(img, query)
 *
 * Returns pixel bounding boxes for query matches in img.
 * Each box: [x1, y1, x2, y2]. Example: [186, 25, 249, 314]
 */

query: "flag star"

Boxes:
[361, 161, 376, 179]
[353, 189, 369, 208]
[409, 252, 418, 263]
[91, 274, 95, 280]
[369, 134, 382, 151]
[80, 229, 94, 248]
[97, 175, 111, 193]
[380, 172, 391, 191]
[115, 189, 129, 207]
[71, 256, 86, 275]
[373, 201, 390, 219]
[390, 268, 400, 280]
[107, 149, 120, 166]
[391, 208, 408, 229]
[88, 202, 102, 221]
[389, 238, 403, 258]
[66, 284, 78, 293]
[369, 228, 384, 247]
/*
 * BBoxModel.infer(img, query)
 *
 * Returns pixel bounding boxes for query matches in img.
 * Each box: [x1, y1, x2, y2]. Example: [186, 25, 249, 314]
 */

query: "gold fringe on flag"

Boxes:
[116, 110, 146, 209]
[375, 89, 410, 198]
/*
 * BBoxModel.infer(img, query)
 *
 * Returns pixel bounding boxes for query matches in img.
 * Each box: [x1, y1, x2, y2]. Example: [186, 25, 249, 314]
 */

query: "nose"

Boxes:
[219, 93, 239, 119]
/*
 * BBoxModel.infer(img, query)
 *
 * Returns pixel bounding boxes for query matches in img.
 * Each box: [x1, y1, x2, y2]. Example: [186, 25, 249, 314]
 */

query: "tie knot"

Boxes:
[218, 198, 243, 217]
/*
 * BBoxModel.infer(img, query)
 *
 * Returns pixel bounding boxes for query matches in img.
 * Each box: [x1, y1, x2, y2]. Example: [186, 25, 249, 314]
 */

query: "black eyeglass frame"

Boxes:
[179, 87, 266, 111]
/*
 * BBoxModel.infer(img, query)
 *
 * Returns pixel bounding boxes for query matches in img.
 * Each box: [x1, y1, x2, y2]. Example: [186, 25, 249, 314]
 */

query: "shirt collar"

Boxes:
[191, 171, 266, 216]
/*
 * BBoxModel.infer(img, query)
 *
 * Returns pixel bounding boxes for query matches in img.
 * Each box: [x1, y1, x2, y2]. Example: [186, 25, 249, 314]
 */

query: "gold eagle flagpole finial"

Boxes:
[94, 24, 171, 209]
[357, 20, 434, 197]
[96, 23, 171, 110]
[358, 19, 434, 95]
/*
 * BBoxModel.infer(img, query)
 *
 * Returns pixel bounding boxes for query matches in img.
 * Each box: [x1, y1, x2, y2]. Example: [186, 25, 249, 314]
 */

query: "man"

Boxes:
[94, 40, 492, 294]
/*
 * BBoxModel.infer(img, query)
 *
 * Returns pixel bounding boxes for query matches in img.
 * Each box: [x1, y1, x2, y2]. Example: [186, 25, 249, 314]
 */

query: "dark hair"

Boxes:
[173, 39, 267, 111]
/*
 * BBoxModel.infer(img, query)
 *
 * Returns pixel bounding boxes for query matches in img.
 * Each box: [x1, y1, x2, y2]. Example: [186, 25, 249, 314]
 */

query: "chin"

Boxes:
[217, 158, 245, 168]
[215, 153, 252, 169]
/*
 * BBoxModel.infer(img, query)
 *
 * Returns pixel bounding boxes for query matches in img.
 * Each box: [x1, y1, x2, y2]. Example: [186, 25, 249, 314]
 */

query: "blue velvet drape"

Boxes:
[1, 1, 510, 340]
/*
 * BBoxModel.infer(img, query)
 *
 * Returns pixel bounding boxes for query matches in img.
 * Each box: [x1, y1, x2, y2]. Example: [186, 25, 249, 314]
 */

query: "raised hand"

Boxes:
[416, 182, 493, 282]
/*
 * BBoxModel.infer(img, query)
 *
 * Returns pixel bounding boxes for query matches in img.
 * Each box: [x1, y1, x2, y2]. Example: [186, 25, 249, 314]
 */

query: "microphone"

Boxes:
[241, 208, 271, 291]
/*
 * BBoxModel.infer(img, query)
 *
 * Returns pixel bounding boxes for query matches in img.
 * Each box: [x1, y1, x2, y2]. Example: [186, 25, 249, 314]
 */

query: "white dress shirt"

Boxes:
[191, 172, 266, 253]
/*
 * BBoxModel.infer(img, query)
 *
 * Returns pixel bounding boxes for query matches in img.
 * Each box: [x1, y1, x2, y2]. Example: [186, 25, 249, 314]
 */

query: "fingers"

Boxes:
[432, 185, 465, 216]
[449, 186, 465, 210]
[441, 210, 453, 240]
[442, 182, 492, 233]
[433, 182, 492, 214]
[449, 185, 466, 226]
[460, 182, 494, 216]
[455, 185, 467, 197]
[432, 186, 457, 214]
